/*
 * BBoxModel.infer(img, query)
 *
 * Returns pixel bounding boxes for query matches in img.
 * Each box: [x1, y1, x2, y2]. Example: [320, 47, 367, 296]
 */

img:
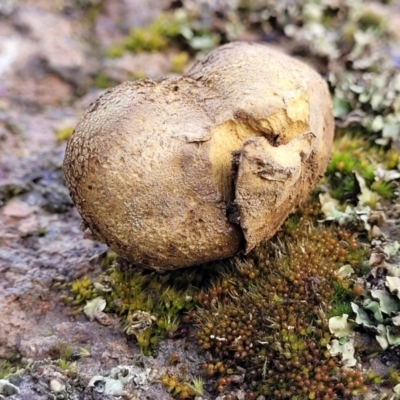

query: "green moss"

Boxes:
[386, 369, 400, 386]
[106, 9, 222, 58]
[357, 10, 386, 31]
[69, 254, 217, 355]
[329, 174, 359, 203]
[325, 134, 400, 204]
[125, 27, 168, 53]
[70, 275, 94, 305]
[170, 52, 189, 73]
[371, 180, 396, 199]
[101, 251, 117, 270]
[56, 359, 77, 377]
[67, 197, 372, 397]
[48, 341, 74, 361]
[384, 149, 400, 170]
[94, 73, 113, 89]
[37, 227, 47, 237]
[0, 360, 12, 379]
[57, 359, 69, 370]
[327, 151, 357, 175]
[161, 374, 204, 398]
[105, 45, 125, 58]
[131, 71, 146, 80]
[0, 353, 23, 379]
[73, 0, 105, 24]
[341, 21, 357, 46]
[328, 282, 355, 318]
[124, 14, 182, 53]
[191, 202, 368, 399]
[54, 126, 74, 142]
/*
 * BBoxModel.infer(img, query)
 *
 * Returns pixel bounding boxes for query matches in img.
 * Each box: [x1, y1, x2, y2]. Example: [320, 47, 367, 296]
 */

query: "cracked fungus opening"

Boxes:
[63, 42, 334, 270]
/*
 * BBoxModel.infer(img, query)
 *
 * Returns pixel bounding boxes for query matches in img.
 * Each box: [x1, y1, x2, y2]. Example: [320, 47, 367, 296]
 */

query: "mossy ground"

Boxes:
[65, 123, 400, 399]
[67, 198, 371, 399]
[190, 203, 369, 399]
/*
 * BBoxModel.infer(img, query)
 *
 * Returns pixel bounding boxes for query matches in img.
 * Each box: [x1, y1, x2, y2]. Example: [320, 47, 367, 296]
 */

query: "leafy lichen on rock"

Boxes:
[63, 42, 334, 269]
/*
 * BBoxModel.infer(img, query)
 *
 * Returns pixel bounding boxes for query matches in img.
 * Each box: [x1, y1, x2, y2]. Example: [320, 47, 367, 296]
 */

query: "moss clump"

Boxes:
[190, 202, 368, 399]
[124, 14, 182, 53]
[357, 10, 386, 32]
[70, 275, 93, 305]
[67, 199, 372, 397]
[69, 255, 223, 355]
[67, 198, 372, 398]
[170, 52, 189, 73]
[0, 353, 24, 380]
[54, 126, 74, 142]
[370, 180, 397, 199]
[106, 10, 220, 58]
[326, 134, 400, 203]
[105, 45, 125, 58]
[0, 360, 12, 379]
[94, 73, 114, 89]
[47, 341, 74, 361]
[161, 374, 204, 399]
[72, 0, 105, 24]
[328, 282, 355, 318]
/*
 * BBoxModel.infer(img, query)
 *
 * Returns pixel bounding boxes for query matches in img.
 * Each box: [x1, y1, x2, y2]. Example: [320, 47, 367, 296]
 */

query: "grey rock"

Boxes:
[103, 52, 172, 82]
[14, 8, 95, 86]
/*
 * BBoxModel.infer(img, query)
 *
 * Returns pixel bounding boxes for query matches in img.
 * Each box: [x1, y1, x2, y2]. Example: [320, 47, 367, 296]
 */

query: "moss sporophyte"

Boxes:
[190, 204, 369, 399]
[69, 200, 372, 399]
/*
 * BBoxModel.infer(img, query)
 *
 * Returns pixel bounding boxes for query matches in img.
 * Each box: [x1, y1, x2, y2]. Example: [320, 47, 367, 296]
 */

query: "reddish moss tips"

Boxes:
[191, 202, 367, 399]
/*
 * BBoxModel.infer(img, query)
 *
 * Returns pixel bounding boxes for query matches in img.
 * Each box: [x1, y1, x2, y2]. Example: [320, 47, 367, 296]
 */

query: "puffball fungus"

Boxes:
[63, 42, 334, 270]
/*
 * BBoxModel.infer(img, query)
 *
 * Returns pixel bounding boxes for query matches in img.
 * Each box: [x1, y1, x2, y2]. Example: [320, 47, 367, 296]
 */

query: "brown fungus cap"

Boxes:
[63, 42, 334, 270]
